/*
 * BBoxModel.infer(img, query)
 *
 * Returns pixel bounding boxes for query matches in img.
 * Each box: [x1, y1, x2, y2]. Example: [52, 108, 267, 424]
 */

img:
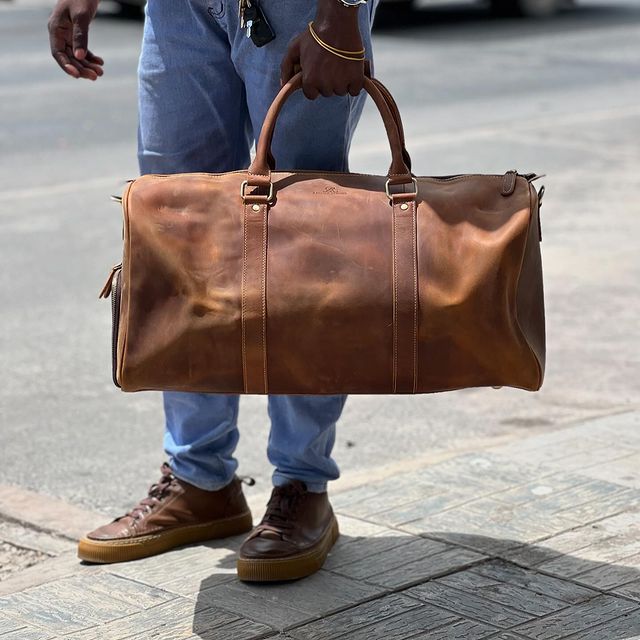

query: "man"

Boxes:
[48, 0, 377, 582]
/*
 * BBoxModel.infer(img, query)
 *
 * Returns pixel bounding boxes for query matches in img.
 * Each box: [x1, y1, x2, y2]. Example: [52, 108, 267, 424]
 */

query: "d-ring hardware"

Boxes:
[241, 180, 274, 204]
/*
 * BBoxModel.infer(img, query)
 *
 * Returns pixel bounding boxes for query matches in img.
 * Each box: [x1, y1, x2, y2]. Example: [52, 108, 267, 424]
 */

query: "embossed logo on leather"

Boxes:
[313, 186, 347, 195]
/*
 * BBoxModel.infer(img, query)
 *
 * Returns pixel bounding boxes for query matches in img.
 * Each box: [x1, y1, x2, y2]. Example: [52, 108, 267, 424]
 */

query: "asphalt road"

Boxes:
[1, 0, 639, 516]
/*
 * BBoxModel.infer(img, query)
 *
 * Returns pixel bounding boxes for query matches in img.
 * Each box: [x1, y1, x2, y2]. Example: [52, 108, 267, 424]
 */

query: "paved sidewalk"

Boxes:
[1, 410, 639, 639]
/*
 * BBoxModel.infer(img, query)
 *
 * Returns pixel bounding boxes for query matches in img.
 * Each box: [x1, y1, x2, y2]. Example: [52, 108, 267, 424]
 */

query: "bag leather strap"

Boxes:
[391, 194, 419, 393]
[247, 74, 413, 190]
[241, 202, 269, 394]
[242, 74, 419, 393]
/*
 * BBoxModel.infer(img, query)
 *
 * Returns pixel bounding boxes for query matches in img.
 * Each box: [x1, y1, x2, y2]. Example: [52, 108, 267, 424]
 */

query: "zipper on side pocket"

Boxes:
[99, 263, 123, 388]
[110, 266, 123, 388]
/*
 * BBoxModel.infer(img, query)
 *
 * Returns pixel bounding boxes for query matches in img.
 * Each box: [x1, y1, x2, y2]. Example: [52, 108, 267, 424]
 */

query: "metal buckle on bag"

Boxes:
[240, 180, 274, 204]
[385, 178, 418, 202]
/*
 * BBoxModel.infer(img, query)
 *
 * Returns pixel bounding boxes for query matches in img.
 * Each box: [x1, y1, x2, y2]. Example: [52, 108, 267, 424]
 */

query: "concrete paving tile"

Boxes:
[63, 597, 209, 640]
[110, 540, 241, 592]
[501, 545, 564, 569]
[323, 530, 415, 571]
[364, 490, 475, 527]
[535, 531, 640, 578]
[410, 618, 498, 639]
[512, 594, 639, 640]
[327, 536, 449, 580]
[401, 518, 523, 556]
[612, 580, 640, 602]
[407, 580, 535, 628]
[356, 546, 486, 590]
[0, 521, 74, 557]
[0, 574, 157, 634]
[505, 523, 613, 568]
[313, 603, 459, 640]
[463, 499, 578, 540]
[67, 572, 175, 609]
[330, 477, 419, 511]
[0, 629, 56, 640]
[586, 453, 640, 488]
[504, 509, 640, 569]
[570, 553, 640, 591]
[471, 561, 597, 605]
[436, 569, 569, 616]
[491, 473, 593, 507]
[196, 584, 309, 629]
[0, 613, 24, 634]
[197, 570, 381, 628]
[340, 482, 447, 519]
[286, 594, 425, 640]
[558, 489, 640, 524]
[413, 454, 545, 494]
[475, 479, 623, 518]
[334, 514, 397, 539]
[401, 498, 576, 554]
[127, 606, 273, 640]
[552, 611, 640, 640]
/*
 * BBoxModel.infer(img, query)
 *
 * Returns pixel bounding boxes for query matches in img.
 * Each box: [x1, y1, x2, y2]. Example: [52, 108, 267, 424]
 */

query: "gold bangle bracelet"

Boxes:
[308, 22, 365, 61]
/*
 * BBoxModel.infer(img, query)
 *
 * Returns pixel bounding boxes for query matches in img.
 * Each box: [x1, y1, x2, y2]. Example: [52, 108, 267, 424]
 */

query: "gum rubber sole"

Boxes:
[77, 511, 254, 564]
[236, 516, 339, 582]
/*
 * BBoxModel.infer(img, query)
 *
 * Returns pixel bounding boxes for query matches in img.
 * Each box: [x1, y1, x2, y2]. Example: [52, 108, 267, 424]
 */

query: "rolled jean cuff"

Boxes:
[169, 461, 235, 492]
[272, 472, 328, 494]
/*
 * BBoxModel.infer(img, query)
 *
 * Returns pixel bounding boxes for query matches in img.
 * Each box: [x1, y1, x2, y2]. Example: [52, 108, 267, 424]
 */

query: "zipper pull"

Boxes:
[99, 264, 122, 299]
[501, 170, 518, 197]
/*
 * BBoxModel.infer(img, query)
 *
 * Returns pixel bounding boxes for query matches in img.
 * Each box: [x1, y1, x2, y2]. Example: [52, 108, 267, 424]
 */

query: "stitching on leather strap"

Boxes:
[241, 202, 269, 394]
[241, 204, 249, 393]
[392, 197, 418, 394]
[261, 204, 269, 393]
[392, 205, 399, 393]
[411, 201, 418, 393]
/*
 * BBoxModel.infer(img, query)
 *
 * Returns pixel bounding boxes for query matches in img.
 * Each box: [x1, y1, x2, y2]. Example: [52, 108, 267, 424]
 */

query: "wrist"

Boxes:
[314, 0, 362, 46]
[315, 0, 360, 25]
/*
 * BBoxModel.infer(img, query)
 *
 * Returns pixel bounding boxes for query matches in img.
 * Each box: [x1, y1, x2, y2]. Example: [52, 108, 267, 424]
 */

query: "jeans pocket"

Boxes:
[207, 0, 225, 20]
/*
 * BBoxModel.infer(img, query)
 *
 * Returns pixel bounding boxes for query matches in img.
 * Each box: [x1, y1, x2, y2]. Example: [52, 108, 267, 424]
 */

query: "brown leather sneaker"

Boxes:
[237, 480, 339, 582]
[78, 463, 253, 564]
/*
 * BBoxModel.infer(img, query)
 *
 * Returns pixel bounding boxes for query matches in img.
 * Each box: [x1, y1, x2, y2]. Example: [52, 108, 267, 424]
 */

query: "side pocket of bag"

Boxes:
[111, 265, 123, 389]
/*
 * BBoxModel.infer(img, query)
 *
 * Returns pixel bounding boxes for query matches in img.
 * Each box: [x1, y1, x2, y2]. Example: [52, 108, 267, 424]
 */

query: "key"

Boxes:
[246, 2, 275, 47]
[239, 0, 249, 28]
[242, 3, 258, 38]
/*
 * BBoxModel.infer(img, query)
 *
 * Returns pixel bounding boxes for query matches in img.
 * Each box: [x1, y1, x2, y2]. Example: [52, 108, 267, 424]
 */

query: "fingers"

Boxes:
[49, 3, 102, 80]
[52, 50, 81, 78]
[301, 78, 320, 100]
[347, 79, 364, 97]
[280, 39, 300, 86]
[85, 50, 104, 65]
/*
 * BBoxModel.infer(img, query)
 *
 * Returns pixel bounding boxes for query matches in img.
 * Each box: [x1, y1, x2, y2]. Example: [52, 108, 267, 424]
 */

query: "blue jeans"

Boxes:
[138, 0, 377, 493]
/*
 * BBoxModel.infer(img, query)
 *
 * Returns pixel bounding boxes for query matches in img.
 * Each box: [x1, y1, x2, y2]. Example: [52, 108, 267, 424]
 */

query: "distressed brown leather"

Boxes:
[109, 75, 545, 395]
[85, 464, 250, 541]
[239, 481, 336, 560]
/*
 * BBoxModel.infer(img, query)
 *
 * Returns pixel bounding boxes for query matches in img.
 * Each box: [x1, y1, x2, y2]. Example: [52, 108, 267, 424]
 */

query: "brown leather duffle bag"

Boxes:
[100, 75, 545, 395]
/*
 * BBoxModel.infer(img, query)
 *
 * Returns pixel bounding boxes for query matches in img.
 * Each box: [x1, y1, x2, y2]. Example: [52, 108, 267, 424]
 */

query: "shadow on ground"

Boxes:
[191, 531, 640, 638]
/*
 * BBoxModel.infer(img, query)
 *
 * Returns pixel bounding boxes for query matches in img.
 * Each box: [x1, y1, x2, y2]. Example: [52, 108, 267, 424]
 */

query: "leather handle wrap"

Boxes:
[247, 73, 413, 187]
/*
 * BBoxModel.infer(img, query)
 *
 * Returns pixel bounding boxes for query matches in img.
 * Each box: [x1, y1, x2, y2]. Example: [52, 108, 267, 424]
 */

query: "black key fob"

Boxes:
[248, 3, 275, 47]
